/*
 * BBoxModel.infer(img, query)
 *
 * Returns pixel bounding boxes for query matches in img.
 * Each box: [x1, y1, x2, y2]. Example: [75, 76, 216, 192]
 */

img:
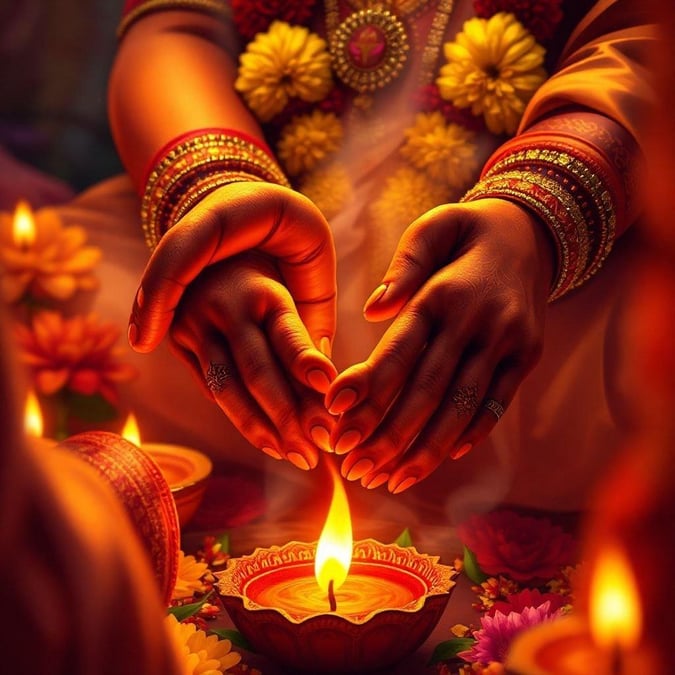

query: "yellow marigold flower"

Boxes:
[436, 12, 546, 135]
[299, 162, 353, 220]
[401, 112, 478, 189]
[165, 614, 241, 674]
[370, 166, 448, 233]
[15, 311, 136, 405]
[277, 111, 343, 176]
[0, 203, 101, 303]
[235, 21, 333, 122]
[172, 551, 209, 601]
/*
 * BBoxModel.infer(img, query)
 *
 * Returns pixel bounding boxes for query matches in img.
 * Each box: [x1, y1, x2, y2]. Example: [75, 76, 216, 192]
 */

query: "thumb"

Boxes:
[128, 183, 336, 353]
[362, 206, 462, 321]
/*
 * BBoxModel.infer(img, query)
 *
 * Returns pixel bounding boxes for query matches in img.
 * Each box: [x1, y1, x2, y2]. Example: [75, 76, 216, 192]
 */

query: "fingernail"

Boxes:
[363, 283, 389, 312]
[261, 446, 283, 460]
[346, 458, 374, 481]
[136, 286, 145, 308]
[307, 369, 331, 393]
[451, 443, 472, 460]
[287, 452, 311, 470]
[127, 322, 138, 345]
[364, 472, 389, 489]
[328, 387, 358, 415]
[390, 476, 418, 494]
[310, 425, 332, 452]
[335, 429, 362, 455]
[319, 336, 332, 358]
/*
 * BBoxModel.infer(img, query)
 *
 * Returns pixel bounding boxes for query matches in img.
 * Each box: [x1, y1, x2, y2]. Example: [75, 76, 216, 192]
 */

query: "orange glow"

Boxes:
[589, 543, 642, 650]
[122, 413, 141, 446]
[12, 200, 36, 248]
[24, 390, 43, 437]
[314, 461, 353, 594]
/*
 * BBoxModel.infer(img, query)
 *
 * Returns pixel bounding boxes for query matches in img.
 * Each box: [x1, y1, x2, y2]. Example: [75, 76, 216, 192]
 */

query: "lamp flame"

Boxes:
[589, 543, 642, 650]
[24, 390, 43, 437]
[122, 413, 141, 446]
[315, 460, 353, 595]
[12, 200, 36, 248]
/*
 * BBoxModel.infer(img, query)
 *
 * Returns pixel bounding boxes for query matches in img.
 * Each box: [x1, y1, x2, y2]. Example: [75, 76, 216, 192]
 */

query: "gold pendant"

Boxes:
[330, 8, 410, 94]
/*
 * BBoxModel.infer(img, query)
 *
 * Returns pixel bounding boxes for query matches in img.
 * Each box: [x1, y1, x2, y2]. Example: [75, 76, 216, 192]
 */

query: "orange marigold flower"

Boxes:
[0, 205, 101, 303]
[15, 311, 136, 404]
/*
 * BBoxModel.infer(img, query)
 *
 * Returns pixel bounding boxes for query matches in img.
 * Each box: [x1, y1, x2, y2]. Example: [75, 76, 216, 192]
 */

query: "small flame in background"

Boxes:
[121, 412, 141, 446]
[12, 200, 36, 248]
[24, 390, 43, 437]
[589, 542, 642, 650]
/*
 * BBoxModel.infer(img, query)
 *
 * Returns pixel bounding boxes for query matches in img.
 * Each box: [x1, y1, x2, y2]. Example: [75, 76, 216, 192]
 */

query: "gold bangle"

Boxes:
[141, 132, 289, 249]
[484, 146, 616, 281]
[461, 170, 591, 301]
[479, 133, 623, 289]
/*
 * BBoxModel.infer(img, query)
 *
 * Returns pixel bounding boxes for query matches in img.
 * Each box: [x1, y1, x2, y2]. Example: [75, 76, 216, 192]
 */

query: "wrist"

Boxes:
[140, 128, 289, 249]
[461, 132, 625, 301]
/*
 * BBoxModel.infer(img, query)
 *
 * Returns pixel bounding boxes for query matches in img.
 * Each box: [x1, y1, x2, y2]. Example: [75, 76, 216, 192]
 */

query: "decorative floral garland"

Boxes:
[232, 0, 563, 227]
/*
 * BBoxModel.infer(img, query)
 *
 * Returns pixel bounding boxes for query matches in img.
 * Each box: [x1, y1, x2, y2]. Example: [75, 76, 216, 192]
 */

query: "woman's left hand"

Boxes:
[326, 198, 555, 493]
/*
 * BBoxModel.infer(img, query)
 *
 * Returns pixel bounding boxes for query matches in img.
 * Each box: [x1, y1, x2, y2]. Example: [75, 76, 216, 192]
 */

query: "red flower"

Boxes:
[318, 85, 350, 117]
[232, 0, 317, 40]
[488, 588, 568, 616]
[472, 0, 563, 43]
[414, 84, 486, 132]
[197, 535, 230, 567]
[458, 510, 577, 582]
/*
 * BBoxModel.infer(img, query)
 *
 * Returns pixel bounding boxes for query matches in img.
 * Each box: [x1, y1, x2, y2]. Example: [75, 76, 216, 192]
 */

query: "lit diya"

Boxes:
[506, 542, 650, 674]
[217, 461, 457, 673]
[122, 413, 212, 527]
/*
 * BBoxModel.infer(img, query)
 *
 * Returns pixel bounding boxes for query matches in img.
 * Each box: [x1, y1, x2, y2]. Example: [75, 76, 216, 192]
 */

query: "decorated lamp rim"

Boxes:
[216, 537, 457, 625]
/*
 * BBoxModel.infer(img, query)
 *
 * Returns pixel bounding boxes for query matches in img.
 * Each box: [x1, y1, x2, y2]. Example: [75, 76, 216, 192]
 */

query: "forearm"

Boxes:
[108, 9, 264, 188]
[462, 0, 657, 300]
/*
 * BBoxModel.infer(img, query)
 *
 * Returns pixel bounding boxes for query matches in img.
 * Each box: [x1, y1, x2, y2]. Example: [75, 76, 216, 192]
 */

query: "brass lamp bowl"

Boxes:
[217, 538, 457, 673]
[143, 443, 212, 527]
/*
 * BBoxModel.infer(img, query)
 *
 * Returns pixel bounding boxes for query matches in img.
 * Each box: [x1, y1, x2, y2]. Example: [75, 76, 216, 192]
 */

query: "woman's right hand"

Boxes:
[127, 182, 338, 467]
[128, 181, 337, 375]
[170, 251, 336, 470]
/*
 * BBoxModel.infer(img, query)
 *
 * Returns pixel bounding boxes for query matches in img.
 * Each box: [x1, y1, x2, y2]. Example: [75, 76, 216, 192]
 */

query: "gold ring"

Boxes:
[484, 398, 505, 420]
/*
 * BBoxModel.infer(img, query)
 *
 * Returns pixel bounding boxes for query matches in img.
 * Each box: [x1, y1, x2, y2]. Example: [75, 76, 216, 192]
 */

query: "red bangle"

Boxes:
[140, 128, 289, 249]
[462, 129, 625, 300]
[141, 127, 276, 190]
[118, 0, 231, 41]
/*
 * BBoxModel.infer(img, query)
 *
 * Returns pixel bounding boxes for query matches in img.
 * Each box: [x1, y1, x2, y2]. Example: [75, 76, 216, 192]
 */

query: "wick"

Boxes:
[610, 642, 623, 675]
[328, 579, 337, 612]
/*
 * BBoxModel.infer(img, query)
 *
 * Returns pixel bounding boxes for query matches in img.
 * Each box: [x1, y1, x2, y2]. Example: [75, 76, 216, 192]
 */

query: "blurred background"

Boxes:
[0, 1, 122, 199]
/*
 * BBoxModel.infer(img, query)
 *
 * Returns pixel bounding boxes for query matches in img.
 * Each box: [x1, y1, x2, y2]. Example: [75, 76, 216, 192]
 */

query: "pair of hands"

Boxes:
[128, 182, 553, 493]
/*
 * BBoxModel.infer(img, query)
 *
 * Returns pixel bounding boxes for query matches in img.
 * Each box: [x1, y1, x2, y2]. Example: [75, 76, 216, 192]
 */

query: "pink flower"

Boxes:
[488, 588, 568, 616]
[458, 510, 577, 582]
[460, 602, 565, 664]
